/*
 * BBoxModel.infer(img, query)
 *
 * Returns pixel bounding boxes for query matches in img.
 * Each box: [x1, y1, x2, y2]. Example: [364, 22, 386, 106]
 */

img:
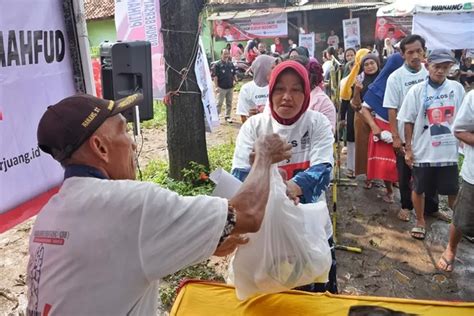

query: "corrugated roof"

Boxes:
[208, 0, 270, 3]
[84, 0, 115, 20]
[208, 2, 385, 20]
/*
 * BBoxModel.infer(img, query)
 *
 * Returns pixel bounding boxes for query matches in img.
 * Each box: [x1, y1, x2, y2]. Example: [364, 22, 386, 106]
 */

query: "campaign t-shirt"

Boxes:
[27, 178, 227, 315]
[236, 81, 269, 116]
[397, 79, 465, 165]
[232, 111, 334, 180]
[383, 65, 428, 143]
[454, 90, 474, 184]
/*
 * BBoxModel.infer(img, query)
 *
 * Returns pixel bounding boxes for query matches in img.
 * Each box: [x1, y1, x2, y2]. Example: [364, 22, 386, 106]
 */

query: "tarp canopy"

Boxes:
[171, 281, 474, 316]
[377, 0, 474, 17]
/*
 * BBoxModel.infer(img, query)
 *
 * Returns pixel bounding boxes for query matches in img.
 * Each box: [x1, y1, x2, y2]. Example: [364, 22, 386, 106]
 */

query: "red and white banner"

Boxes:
[115, 0, 165, 99]
[213, 13, 288, 42]
[375, 16, 412, 45]
[0, 0, 77, 232]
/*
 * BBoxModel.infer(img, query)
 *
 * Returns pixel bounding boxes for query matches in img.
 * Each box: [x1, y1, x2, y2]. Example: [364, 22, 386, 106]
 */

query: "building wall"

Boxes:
[306, 8, 378, 59]
[86, 19, 117, 56]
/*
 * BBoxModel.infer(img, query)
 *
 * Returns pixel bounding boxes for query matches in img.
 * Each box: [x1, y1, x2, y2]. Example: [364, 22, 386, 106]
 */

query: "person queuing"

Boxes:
[245, 39, 259, 64]
[271, 37, 284, 55]
[340, 49, 371, 178]
[212, 48, 236, 123]
[343, 48, 356, 77]
[383, 35, 443, 223]
[349, 53, 381, 188]
[236, 55, 275, 123]
[359, 53, 404, 203]
[27, 93, 292, 315]
[397, 49, 465, 240]
[437, 90, 474, 272]
[307, 58, 337, 132]
[231, 61, 337, 294]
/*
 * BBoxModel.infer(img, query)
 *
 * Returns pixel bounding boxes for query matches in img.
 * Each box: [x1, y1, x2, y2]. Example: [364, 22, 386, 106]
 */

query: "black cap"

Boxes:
[37, 93, 143, 162]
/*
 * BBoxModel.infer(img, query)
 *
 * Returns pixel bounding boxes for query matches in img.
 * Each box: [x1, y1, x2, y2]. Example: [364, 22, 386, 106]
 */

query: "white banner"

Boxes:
[0, 0, 76, 214]
[299, 33, 315, 58]
[413, 12, 474, 49]
[115, 0, 165, 99]
[343, 18, 361, 49]
[195, 37, 219, 132]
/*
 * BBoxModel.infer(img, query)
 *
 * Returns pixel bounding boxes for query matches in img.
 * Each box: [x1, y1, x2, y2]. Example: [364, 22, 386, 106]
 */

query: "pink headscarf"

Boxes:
[269, 61, 311, 125]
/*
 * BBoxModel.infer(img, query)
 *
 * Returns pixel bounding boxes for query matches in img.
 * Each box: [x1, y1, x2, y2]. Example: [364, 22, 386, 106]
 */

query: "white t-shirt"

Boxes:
[236, 81, 269, 116]
[27, 177, 227, 315]
[232, 111, 334, 238]
[383, 65, 428, 143]
[397, 79, 465, 165]
[232, 111, 334, 180]
[454, 90, 474, 184]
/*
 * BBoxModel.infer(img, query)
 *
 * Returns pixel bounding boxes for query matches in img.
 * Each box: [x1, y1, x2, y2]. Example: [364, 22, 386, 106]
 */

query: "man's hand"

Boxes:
[254, 134, 292, 164]
[392, 136, 405, 156]
[213, 234, 249, 257]
[405, 148, 414, 169]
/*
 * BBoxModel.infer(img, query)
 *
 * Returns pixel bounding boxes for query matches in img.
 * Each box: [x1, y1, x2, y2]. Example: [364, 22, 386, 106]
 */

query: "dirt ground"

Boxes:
[1, 93, 473, 315]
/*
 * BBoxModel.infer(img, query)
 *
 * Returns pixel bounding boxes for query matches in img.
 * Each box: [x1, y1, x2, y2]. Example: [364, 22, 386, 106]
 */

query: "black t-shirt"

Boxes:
[213, 60, 235, 89]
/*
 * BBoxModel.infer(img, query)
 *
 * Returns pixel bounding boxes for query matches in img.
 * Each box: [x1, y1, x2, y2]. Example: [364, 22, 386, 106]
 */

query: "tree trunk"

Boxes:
[160, 0, 209, 180]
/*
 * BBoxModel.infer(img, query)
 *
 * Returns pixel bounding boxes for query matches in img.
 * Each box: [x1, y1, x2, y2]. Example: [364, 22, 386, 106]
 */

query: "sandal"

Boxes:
[382, 192, 394, 204]
[397, 209, 411, 222]
[345, 170, 355, 179]
[428, 209, 452, 223]
[437, 255, 454, 272]
[410, 226, 426, 240]
[464, 235, 474, 243]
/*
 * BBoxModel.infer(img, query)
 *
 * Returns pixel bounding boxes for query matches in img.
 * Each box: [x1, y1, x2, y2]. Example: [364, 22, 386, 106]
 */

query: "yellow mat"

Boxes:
[170, 281, 474, 316]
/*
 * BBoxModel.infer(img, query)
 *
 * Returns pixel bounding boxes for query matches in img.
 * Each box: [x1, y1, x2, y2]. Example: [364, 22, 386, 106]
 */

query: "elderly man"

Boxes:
[437, 90, 474, 272]
[26, 93, 291, 315]
[398, 49, 465, 240]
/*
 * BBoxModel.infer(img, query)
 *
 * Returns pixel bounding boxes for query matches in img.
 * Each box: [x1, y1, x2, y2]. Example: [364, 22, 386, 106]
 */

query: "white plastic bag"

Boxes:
[228, 166, 332, 300]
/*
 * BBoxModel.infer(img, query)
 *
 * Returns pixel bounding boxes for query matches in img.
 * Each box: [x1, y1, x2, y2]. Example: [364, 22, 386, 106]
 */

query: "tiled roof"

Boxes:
[84, 0, 115, 20]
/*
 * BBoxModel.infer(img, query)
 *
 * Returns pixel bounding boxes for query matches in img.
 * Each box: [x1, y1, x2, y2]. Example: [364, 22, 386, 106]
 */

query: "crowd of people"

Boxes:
[25, 32, 473, 313]
[212, 34, 474, 276]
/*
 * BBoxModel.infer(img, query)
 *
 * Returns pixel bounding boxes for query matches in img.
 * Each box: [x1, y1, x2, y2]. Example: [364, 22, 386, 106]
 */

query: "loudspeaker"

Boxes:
[99, 41, 153, 121]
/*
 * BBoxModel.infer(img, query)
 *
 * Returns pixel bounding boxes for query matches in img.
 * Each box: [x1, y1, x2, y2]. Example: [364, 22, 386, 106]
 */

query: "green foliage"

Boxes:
[209, 141, 235, 172]
[459, 154, 464, 172]
[141, 101, 168, 129]
[142, 142, 236, 310]
[159, 260, 225, 311]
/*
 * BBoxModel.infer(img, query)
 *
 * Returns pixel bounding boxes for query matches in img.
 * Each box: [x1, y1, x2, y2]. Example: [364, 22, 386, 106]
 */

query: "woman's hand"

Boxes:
[350, 99, 362, 112]
[372, 125, 382, 139]
[286, 180, 302, 205]
[213, 234, 249, 257]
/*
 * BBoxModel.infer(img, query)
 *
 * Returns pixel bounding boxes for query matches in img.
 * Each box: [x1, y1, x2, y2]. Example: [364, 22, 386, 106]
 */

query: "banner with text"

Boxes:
[115, 0, 165, 98]
[299, 33, 315, 58]
[195, 37, 220, 132]
[213, 13, 288, 41]
[0, 0, 76, 222]
[342, 18, 361, 49]
[413, 12, 474, 49]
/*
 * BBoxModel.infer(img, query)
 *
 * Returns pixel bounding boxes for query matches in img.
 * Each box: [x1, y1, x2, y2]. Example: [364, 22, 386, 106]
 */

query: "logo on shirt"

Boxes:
[301, 130, 310, 150]
[404, 78, 425, 87]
